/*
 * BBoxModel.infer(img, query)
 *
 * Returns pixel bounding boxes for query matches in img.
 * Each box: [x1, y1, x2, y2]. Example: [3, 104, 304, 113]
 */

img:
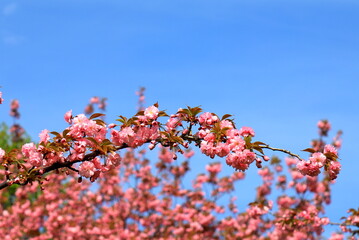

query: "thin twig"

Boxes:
[261, 145, 304, 161]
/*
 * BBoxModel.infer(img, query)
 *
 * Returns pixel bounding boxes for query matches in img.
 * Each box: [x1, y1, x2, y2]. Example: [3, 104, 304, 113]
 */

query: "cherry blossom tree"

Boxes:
[0, 90, 357, 239]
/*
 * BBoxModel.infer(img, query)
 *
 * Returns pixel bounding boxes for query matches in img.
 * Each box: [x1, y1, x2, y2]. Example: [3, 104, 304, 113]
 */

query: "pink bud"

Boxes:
[148, 143, 155, 150]
[182, 129, 189, 135]
[64, 110, 73, 124]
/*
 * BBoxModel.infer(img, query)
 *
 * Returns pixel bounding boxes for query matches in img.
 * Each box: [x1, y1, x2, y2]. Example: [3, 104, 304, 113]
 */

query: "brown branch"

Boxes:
[0, 133, 302, 191]
[260, 145, 304, 161]
[329, 222, 359, 227]
[0, 150, 102, 190]
[0, 141, 136, 191]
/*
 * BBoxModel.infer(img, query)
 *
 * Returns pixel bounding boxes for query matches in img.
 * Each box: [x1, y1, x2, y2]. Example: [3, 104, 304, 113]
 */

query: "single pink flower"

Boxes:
[324, 144, 338, 156]
[39, 129, 50, 144]
[64, 110, 72, 124]
[78, 161, 96, 178]
[144, 105, 159, 120]
[106, 152, 122, 167]
[239, 126, 255, 137]
[309, 152, 326, 167]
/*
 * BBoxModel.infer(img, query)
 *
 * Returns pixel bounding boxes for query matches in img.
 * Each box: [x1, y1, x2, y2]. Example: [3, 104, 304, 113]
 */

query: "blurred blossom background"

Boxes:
[1, 0, 358, 235]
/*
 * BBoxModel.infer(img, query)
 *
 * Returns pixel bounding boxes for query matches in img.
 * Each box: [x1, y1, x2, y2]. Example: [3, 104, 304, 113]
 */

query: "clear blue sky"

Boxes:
[1, 0, 358, 235]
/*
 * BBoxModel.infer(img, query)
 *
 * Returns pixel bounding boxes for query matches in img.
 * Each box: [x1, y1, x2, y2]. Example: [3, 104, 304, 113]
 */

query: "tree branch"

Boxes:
[260, 145, 304, 161]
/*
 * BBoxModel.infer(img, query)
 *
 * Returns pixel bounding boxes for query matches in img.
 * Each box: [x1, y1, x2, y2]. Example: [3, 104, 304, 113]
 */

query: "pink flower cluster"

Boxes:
[69, 114, 106, 141]
[78, 161, 96, 178]
[22, 143, 43, 167]
[297, 145, 340, 180]
[111, 125, 159, 148]
[78, 153, 122, 180]
[198, 112, 256, 171]
[111, 105, 160, 148]
[247, 201, 273, 218]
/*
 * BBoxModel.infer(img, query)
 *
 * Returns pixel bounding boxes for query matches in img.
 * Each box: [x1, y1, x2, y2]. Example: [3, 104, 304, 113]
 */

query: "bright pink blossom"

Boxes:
[69, 114, 106, 141]
[22, 143, 43, 167]
[309, 152, 326, 167]
[78, 161, 96, 178]
[239, 126, 255, 137]
[215, 142, 230, 157]
[166, 117, 181, 130]
[297, 160, 321, 177]
[144, 105, 159, 120]
[198, 112, 218, 126]
[64, 110, 72, 124]
[220, 120, 234, 130]
[106, 152, 122, 167]
[200, 141, 216, 158]
[39, 129, 50, 144]
[324, 144, 338, 156]
[21, 143, 37, 157]
[328, 161, 341, 180]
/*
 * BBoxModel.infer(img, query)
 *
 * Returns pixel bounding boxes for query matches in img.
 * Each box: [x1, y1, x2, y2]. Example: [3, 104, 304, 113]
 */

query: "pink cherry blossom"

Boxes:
[64, 110, 72, 124]
[328, 161, 341, 180]
[324, 144, 338, 156]
[239, 126, 255, 137]
[144, 105, 159, 120]
[106, 152, 122, 167]
[309, 152, 326, 167]
[78, 161, 96, 178]
[198, 112, 218, 126]
[39, 129, 50, 144]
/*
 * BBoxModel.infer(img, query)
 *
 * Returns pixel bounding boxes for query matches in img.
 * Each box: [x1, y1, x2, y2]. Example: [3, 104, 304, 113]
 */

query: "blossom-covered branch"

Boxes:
[0, 104, 341, 191]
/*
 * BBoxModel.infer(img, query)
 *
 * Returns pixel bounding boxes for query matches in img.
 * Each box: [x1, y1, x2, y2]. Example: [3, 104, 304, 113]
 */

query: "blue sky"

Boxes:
[1, 0, 358, 235]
